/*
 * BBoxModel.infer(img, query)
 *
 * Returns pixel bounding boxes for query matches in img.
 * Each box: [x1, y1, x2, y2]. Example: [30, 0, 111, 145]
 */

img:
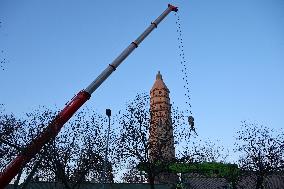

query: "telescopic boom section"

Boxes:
[0, 4, 178, 188]
[85, 4, 178, 94]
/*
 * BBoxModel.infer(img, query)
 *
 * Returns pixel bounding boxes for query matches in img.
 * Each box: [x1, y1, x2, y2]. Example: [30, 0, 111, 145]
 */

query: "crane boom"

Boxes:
[0, 4, 178, 188]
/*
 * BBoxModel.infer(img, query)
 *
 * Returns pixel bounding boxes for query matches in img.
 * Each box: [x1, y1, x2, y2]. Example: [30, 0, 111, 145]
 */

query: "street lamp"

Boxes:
[103, 109, 111, 188]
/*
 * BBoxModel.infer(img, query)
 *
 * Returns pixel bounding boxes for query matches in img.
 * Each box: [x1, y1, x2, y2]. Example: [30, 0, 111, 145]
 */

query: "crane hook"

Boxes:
[188, 115, 196, 135]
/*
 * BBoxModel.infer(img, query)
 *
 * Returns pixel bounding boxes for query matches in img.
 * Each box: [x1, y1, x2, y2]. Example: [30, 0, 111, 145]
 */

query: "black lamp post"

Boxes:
[103, 109, 111, 188]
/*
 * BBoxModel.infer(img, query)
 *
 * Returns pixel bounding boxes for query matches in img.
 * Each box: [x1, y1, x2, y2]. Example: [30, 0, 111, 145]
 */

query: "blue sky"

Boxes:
[1, 0, 284, 162]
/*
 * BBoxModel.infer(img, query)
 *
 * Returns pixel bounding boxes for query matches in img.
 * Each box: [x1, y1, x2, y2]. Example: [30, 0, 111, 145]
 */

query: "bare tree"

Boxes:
[24, 108, 114, 188]
[0, 105, 25, 170]
[0, 105, 27, 188]
[0, 106, 114, 188]
[179, 139, 229, 163]
[113, 93, 192, 188]
[235, 121, 284, 189]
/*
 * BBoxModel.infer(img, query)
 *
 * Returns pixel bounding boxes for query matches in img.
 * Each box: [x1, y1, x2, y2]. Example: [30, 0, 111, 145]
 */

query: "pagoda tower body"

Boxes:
[149, 71, 177, 183]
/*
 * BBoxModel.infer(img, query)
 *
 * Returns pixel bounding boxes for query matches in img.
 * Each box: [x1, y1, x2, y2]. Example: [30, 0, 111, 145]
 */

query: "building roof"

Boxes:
[182, 173, 284, 189]
[150, 71, 169, 92]
[14, 182, 174, 189]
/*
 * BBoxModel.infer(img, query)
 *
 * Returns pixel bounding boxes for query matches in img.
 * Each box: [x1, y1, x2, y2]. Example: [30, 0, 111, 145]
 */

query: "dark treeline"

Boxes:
[1, 93, 284, 189]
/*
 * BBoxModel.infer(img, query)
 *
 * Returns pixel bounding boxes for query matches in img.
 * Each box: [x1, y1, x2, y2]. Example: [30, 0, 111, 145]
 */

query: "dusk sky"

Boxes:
[1, 0, 284, 162]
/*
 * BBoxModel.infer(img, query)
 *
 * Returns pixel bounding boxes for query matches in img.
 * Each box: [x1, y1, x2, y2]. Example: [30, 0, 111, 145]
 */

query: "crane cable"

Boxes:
[174, 12, 196, 134]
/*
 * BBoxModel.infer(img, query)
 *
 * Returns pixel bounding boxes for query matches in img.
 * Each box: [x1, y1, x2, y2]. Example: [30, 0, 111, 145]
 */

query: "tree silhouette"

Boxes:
[179, 139, 229, 164]
[113, 93, 192, 188]
[235, 121, 284, 189]
[0, 105, 25, 173]
[0, 106, 114, 188]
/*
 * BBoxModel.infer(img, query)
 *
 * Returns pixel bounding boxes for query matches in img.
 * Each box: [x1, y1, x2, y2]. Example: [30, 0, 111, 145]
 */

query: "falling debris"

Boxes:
[175, 12, 195, 132]
[0, 51, 6, 71]
[188, 116, 196, 134]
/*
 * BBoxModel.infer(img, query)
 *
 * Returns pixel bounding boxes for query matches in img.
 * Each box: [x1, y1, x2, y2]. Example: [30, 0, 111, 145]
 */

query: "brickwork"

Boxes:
[149, 71, 177, 184]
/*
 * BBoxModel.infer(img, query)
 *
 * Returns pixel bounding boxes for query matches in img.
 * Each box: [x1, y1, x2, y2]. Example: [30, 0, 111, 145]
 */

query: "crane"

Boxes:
[0, 4, 178, 188]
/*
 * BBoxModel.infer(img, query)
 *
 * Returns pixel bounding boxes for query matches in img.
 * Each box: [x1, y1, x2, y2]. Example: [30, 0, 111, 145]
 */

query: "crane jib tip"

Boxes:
[168, 4, 178, 12]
